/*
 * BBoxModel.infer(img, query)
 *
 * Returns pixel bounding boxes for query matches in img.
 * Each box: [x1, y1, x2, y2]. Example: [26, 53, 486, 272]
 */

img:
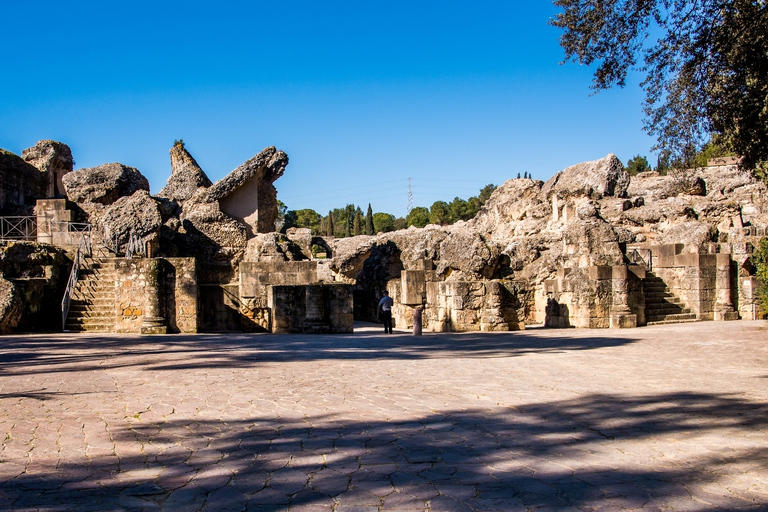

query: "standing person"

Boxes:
[378, 290, 394, 334]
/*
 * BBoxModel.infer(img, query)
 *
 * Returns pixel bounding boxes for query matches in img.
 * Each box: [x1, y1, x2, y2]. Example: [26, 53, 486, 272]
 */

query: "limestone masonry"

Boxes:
[0, 140, 765, 334]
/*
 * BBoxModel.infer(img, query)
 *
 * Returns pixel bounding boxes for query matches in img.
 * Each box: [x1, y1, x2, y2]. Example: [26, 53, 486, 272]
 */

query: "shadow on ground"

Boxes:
[1, 392, 766, 511]
[0, 329, 639, 376]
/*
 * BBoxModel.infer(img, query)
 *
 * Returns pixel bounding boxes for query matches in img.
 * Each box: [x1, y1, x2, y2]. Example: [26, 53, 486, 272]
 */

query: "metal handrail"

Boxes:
[0, 216, 37, 241]
[125, 230, 145, 258]
[628, 248, 653, 271]
[61, 232, 92, 331]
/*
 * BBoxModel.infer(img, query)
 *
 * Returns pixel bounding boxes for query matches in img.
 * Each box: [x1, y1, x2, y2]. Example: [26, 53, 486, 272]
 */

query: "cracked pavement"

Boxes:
[0, 320, 767, 511]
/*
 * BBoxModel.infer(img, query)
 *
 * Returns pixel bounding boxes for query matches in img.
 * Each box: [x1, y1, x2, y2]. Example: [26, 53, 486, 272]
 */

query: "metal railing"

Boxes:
[100, 226, 145, 258]
[0, 216, 37, 241]
[628, 248, 652, 271]
[61, 232, 92, 331]
[125, 231, 145, 258]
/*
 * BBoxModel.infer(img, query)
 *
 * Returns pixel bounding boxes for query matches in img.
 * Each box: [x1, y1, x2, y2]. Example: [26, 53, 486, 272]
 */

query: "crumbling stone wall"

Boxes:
[269, 284, 353, 334]
[114, 257, 197, 333]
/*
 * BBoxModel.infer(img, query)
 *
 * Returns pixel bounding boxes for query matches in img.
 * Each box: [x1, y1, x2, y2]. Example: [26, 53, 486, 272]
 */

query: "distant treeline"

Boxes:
[280, 184, 497, 237]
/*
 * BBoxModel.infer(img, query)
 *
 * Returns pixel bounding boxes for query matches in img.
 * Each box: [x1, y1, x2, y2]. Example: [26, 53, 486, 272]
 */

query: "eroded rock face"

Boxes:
[21, 140, 74, 197]
[0, 242, 68, 333]
[0, 278, 23, 334]
[543, 153, 629, 199]
[206, 146, 289, 234]
[63, 162, 150, 206]
[158, 143, 212, 203]
[101, 190, 163, 248]
[0, 149, 46, 214]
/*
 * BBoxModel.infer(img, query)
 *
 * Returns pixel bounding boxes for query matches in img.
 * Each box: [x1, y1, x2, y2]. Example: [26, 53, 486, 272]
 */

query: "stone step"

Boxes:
[64, 324, 115, 333]
[644, 297, 681, 305]
[646, 318, 700, 326]
[65, 318, 116, 328]
[646, 313, 698, 324]
[645, 302, 686, 311]
[71, 294, 115, 302]
[73, 284, 114, 292]
[67, 310, 115, 319]
[69, 301, 115, 312]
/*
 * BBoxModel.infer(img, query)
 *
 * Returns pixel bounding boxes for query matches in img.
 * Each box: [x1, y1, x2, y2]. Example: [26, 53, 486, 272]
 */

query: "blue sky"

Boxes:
[1, 1, 655, 218]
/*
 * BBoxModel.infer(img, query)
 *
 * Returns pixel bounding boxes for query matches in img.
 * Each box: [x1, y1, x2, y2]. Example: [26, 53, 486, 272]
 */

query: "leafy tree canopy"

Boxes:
[551, 0, 768, 173]
[373, 212, 395, 234]
[429, 201, 452, 225]
[406, 207, 430, 228]
[625, 155, 651, 176]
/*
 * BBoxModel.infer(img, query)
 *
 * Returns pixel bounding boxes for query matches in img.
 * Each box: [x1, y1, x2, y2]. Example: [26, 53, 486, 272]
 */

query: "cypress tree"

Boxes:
[353, 208, 362, 236]
[326, 212, 334, 237]
[365, 203, 374, 235]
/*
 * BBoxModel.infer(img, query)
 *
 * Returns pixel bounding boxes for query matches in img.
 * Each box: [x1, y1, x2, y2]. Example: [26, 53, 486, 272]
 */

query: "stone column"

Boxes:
[141, 258, 167, 334]
[610, 265, 637, 328]
[714, 254, 738, 321]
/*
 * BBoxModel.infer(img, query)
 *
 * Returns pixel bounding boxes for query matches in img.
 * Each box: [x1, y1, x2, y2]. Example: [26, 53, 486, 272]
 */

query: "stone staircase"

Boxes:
[64, 257, 116, 333]
[643, 272, 698, 325]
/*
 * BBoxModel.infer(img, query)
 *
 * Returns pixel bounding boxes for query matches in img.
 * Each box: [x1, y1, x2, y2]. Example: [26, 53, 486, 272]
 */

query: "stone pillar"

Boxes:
[610, 265, 637, 328]
[303, 285, 330, 334]
[36, 199, 73, 245]
[141, 258, 167, 334]
[714, 254, 739, 321]
[413, 307, 422, 335]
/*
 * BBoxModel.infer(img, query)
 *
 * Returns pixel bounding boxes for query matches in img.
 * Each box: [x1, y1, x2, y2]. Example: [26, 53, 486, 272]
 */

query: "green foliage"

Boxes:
[691, 136, 737, 168]
[393, 217, 408, 230]
[276, 200, 289, 231]
[406, 207, 430, 228]
[429, 201, 451, 225]
[289, 209, 322, 234]
[326, 211, 335, 236]
[365, 204, 374, 235]
[750, 237, 768, 313]
[551, 0, 768, 173]
[173, 139, 185, 148]
[373, 212, 395, 233]
[478, 184, 497, 205]
[353, 207, 363, 236]
[625, 155, 651, 176]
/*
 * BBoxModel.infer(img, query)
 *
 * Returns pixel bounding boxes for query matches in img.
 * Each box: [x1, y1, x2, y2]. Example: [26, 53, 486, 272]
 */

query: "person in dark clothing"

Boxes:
[378, 290, 394, 334]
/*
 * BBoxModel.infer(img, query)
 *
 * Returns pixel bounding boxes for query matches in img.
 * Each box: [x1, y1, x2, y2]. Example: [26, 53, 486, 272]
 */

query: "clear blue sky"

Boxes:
[1, 1, 655, 218]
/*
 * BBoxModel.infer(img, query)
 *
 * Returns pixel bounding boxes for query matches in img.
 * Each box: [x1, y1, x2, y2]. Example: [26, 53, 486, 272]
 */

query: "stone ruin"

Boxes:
[0, 139, 765, 334]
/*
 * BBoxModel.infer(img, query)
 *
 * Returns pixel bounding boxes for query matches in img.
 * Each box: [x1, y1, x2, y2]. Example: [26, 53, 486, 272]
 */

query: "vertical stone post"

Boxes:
[140, 258, 167, 334]
[610, 265, 637, 328]
[413, 307, 423, 336]
[714, 254, 738, 321]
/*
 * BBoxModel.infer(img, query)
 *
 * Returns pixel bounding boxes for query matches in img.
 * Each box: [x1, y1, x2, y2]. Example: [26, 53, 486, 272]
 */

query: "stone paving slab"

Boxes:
[0, 321, 767, 511]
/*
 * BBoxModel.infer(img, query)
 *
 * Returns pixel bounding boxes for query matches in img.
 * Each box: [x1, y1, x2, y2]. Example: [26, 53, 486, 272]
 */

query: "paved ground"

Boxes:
[0, 321, 767, 512]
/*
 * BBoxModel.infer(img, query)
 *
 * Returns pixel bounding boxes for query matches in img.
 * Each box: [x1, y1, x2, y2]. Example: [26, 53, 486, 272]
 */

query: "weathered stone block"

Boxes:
[589, 266, 612, 280]
[400, 270, 425, 305]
